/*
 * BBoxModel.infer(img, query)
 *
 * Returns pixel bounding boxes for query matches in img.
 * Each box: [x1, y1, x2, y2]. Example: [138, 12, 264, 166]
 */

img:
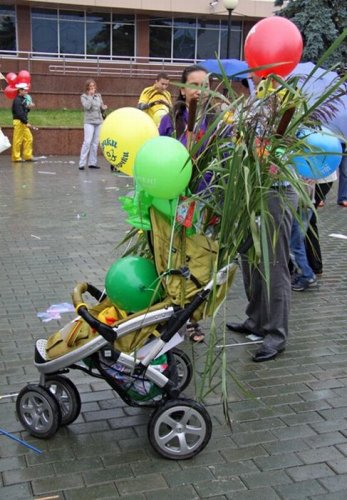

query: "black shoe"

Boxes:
[226, 322, 257, 335]
[88, 165, 100, 169]
[253, 346, 285, 363]
[79, 166, 85, 170]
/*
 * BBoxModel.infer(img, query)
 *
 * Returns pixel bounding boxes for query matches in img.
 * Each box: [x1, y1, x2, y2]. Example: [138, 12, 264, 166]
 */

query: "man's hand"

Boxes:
[27, 123, 38, 130]
[150, 99, 169, 107]
[137, 103, 150, 110]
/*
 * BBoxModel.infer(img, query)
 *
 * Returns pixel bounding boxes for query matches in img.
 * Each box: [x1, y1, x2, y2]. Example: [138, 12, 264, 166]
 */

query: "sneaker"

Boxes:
[292, 276, 317, 292]
[307, 276, 318, 288]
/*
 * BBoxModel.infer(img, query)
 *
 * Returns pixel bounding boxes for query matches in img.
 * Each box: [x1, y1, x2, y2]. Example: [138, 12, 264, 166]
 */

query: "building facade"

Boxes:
[0, 1, 276, 110]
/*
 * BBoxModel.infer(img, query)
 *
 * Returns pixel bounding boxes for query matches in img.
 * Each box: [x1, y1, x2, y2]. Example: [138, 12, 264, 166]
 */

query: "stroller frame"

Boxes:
[16, 263, 233, 459]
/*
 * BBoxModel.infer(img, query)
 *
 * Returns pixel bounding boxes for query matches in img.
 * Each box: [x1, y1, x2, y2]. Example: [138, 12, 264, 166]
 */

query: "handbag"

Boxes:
[0, 129, 11, 154]
[101, 109, 107, 120]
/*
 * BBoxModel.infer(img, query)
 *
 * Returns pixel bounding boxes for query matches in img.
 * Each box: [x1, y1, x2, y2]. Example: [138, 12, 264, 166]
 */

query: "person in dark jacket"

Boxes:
[11, 82, 35, 162]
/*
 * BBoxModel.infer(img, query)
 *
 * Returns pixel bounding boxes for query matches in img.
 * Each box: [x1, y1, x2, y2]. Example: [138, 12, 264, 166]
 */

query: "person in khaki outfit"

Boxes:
[11, 82, 35, 162]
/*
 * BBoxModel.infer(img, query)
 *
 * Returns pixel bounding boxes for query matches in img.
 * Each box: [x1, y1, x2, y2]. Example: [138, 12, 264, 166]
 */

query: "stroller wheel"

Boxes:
[45, 375, 81, 426]
[171, 348, 193, 392]
[148, 399, 212, 460]
[16, 385, 62, 438]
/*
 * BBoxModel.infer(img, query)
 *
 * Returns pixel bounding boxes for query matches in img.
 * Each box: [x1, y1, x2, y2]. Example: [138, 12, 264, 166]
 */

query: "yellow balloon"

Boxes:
[99, 107, 159, 176]
[152, 106, 169, 127]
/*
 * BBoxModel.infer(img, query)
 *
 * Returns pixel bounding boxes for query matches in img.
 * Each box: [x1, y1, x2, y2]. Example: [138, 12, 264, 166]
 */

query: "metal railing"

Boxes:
[0, 50, 195, 78]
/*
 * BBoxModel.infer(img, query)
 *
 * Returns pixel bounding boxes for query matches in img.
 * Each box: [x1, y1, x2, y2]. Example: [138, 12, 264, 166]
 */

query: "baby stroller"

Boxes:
[16, 209, 236, 459]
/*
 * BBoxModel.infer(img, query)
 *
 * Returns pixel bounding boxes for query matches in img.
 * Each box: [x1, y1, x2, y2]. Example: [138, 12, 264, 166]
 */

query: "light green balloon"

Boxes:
[151, 197, 178, 218]
[135, 136, 192, 199]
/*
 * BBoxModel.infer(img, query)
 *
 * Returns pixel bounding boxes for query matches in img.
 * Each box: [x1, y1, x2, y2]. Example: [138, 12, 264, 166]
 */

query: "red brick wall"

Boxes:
[1, 127, 84, 156]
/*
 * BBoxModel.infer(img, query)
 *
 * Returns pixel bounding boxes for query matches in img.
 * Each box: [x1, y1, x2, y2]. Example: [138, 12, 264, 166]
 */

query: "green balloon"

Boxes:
[151, 197, 178, 218]
[135, 136, 192, 199]
[105, 256, 162, 312]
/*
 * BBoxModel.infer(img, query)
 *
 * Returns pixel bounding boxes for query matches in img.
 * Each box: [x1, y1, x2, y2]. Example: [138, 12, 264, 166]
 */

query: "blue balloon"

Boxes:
[292, 127, 342, 179]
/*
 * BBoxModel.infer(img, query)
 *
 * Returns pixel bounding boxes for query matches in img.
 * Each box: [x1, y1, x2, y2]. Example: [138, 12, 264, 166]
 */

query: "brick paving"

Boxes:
[0, 155, 346, 499]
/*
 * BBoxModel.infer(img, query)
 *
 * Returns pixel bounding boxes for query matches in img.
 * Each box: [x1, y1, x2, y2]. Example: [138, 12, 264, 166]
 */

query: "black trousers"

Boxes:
[241, 187, 298, 350]
[305, 182, 333, 274]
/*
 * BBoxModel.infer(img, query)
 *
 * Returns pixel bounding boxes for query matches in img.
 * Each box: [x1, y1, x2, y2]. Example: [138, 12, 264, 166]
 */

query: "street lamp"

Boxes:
[223, 0, 239, 59]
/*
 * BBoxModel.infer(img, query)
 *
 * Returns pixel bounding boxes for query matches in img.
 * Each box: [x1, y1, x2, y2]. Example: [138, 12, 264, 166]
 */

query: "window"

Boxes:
[59, 10, 84, 55]
[149, 16, 242, 62]
[0, 5, 16, 52]
[173, 19, 196, 60]
[197, 20, 220, 60]
[149, 18, 171, 60]
[32, 9, 58, 54]
[112, 15, 134, 58]
[31, 8, 134, 58]
[87, 12, 111, 57]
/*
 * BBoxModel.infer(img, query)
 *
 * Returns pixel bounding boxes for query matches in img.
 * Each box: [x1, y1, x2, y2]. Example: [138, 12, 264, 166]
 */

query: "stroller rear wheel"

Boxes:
[171, 348, 193, 392]
[148, 398, 212, 459]
[45, 375, 81, 426]
[16, 385, 62, 438]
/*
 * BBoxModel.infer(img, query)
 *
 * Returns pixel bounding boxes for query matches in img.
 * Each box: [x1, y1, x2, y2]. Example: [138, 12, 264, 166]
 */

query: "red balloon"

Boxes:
[17, 69, 31, 83]
[5, 72, 17, 85]
[4, 85, 17, 100]
[244, 17, 303, 78]
[16, 75, 31, 85]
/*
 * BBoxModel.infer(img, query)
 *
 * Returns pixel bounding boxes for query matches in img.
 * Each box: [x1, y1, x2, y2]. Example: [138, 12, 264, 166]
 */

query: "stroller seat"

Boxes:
[34, 297, 176, 375]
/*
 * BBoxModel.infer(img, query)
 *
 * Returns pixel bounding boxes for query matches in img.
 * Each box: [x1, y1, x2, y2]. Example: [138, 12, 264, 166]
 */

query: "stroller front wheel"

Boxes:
[45, 375, 81, 426]
[16, 385, 62, 438]
[148, 399, 212, 459]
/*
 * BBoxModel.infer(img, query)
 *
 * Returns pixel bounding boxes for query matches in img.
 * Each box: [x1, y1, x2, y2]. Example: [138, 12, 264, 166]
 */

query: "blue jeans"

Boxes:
[338, 143, 347, 203]
[291, 209, 315, 280]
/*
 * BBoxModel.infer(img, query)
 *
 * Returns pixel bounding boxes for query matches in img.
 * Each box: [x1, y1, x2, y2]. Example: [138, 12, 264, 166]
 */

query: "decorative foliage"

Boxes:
[116, 31, 347, 415]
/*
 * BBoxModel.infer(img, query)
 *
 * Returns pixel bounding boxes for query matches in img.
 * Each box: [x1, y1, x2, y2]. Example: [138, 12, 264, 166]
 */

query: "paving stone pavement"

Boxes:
[0, 155, 346, 500]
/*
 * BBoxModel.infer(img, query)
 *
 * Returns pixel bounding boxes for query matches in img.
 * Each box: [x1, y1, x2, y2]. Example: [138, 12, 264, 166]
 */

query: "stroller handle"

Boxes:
[72, 282, 89, 308]
[72, 282, 116, 344]
[72, 282, 105, 307]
